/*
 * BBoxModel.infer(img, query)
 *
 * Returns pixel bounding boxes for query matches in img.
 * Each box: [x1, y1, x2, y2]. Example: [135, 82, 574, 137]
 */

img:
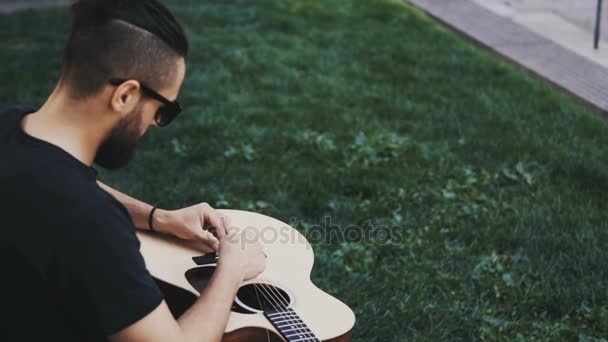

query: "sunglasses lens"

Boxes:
[155, 109, 169, 127]
[155, 104, 180, 127]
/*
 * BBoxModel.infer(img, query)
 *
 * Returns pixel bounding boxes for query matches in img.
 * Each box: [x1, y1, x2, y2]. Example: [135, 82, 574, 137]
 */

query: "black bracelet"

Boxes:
[149, 206, 158, 232]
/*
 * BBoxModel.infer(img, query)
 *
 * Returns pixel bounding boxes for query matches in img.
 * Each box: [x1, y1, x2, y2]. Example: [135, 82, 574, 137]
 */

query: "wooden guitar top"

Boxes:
[137, 209, 355, 341]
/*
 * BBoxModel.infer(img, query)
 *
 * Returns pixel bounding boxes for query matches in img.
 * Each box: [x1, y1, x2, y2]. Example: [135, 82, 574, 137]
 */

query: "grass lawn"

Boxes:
[2, 0, 608, 340]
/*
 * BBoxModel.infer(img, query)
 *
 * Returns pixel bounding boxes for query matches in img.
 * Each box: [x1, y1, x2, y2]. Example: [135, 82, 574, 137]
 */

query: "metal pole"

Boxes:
[595, 0, 603, 49]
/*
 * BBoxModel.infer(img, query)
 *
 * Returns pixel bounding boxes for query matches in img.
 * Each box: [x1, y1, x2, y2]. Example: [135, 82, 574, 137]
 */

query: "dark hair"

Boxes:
[60, 0, 189, 98]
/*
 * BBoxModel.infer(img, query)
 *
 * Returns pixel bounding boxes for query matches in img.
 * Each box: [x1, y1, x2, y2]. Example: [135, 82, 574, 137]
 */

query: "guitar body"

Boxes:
[137, 209, 355, 341]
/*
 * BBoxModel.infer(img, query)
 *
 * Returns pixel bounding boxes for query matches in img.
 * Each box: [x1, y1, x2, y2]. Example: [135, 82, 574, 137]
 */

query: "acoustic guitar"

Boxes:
[136, 209, 356, 341]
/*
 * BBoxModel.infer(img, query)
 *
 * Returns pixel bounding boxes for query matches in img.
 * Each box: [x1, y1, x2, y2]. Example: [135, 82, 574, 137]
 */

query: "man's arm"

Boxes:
[109, 261, 241, 342]
[109, 230, 266, 342]
[97, 181, 226, 250]
[97, 181, 158, 231]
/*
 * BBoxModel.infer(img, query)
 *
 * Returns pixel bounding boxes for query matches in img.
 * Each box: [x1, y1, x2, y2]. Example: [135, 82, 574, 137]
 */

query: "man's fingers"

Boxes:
[195, 230, 219, 252]
[200, 204, 228, 238]
[220, 215, 232, 237]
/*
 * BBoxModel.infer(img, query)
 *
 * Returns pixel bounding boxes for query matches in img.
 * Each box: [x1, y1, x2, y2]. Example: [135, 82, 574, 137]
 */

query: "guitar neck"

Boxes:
[264, 308, 321, 342]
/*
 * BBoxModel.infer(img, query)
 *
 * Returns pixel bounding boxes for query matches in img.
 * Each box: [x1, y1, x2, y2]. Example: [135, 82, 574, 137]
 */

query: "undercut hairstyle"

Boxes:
[59, 0, 189, 99]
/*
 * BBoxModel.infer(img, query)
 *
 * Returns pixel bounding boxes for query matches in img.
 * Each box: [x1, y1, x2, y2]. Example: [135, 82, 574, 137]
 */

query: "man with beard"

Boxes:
[0, 0, 265, 341]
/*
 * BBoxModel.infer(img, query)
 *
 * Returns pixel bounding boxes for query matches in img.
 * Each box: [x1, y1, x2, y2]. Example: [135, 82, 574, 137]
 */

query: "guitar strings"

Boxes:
[261, 283, 317, 342]
[244, 281, 313, 341]
[254, 283, 307, 333]
[251, 281, 316, 341]
[222, 221, 319, 341]
[251, 284, 272, 342]
[251, 279, 318, 341]
[204, 254, 309, 338]
[199, 261, 312, 340]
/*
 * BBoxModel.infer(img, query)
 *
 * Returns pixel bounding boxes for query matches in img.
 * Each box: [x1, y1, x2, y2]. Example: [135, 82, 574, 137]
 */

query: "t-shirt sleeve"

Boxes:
[61, 204, 163, 336]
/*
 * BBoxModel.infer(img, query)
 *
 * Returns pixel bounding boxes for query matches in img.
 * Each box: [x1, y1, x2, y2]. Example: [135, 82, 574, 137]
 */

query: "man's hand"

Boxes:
[153, 203, 229, 252]
[218, 228, 266, 281]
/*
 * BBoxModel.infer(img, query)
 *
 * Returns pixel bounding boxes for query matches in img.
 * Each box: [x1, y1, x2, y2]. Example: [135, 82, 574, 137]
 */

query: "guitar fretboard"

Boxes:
[264, 308, 321, 342]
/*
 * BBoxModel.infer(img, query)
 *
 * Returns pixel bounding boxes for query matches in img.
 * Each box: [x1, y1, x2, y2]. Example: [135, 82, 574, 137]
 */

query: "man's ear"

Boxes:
[109, 80, 142, 117]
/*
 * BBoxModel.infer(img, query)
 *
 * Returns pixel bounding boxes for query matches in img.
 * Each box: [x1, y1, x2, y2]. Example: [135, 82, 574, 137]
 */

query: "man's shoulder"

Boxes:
[55, 181, 133, 226]
[19, 167, 133, 236]
[0, 104, 35, 139]
[46, 183, 139, 251]
[0, 104, 36, 118]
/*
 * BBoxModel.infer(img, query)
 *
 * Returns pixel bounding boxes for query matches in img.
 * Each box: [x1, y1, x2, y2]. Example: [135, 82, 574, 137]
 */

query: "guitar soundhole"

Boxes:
[235, 283, 292, 313]
[185, 265, 215, 293]
[185, 267, 292, 314]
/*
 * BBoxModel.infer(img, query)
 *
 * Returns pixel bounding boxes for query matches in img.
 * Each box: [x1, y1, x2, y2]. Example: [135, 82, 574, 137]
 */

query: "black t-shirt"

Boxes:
[0, 105, 163, 341]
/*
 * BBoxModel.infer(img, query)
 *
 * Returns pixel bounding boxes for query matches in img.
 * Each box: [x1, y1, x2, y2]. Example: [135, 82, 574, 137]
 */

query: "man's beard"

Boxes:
[94, 108, 143, 170]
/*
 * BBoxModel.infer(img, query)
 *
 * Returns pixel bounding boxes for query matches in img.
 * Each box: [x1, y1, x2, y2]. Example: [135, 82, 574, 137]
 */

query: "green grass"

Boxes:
[2, 0, 608, 340]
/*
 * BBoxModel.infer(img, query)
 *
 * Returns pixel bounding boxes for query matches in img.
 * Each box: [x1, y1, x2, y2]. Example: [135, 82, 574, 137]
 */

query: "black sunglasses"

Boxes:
[109, 78, 182, 127]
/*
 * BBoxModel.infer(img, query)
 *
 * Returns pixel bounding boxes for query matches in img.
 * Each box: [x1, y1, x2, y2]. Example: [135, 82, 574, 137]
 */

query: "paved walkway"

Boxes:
[473, 0, 608, 69]
[475, 0, 608, 39]
[408, 0, 608, 114]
